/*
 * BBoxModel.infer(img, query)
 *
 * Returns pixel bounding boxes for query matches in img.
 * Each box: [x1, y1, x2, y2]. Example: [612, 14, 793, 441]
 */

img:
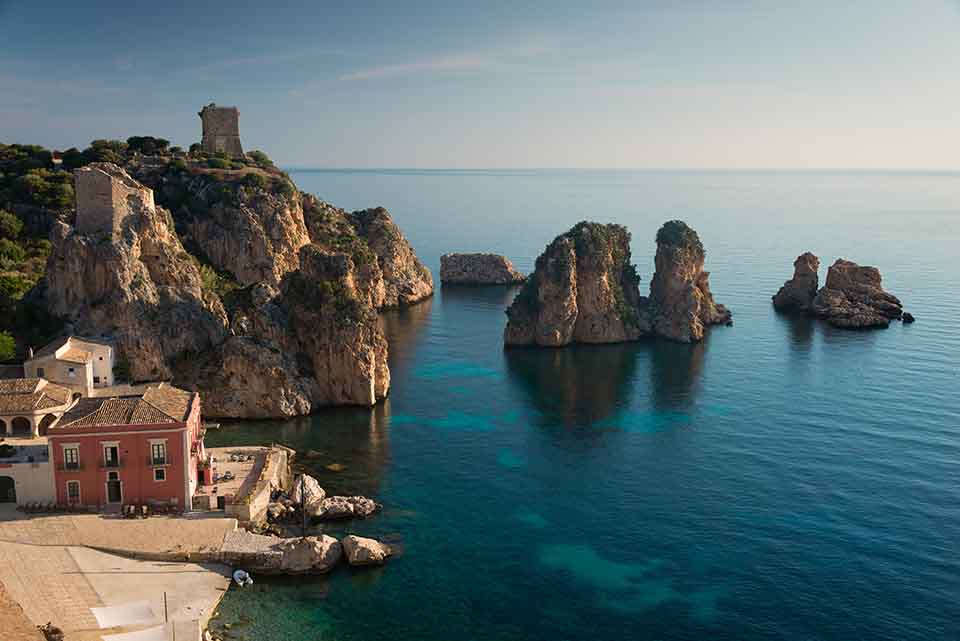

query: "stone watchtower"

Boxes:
[198, 103, 244, 156]
[74, 163, 155, 237]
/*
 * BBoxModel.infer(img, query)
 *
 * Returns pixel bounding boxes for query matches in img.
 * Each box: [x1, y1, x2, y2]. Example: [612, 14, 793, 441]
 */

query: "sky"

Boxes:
[1, 0, 958, 169]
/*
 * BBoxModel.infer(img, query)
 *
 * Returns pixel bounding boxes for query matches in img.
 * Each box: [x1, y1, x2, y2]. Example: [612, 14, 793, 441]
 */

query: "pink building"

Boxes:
[48, 383, 207, 512]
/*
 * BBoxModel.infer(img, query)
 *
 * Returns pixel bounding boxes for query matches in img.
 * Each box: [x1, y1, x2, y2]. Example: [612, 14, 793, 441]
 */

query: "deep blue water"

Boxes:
[207, 170, 960, 641]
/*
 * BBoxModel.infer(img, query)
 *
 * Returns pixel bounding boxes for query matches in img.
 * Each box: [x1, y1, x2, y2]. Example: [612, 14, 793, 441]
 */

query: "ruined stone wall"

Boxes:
[74, 163, 156, 237]
[199, 104, 244, 156]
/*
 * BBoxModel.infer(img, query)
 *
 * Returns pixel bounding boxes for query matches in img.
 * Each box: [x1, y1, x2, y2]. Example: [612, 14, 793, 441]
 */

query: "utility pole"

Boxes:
[300, 472, 306, 537]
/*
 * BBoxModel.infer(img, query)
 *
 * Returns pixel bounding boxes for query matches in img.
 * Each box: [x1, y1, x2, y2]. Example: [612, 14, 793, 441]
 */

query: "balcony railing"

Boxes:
[56, 462, 83, 471]
[99, 459, 123, 469]
[147, 456, 168, 467]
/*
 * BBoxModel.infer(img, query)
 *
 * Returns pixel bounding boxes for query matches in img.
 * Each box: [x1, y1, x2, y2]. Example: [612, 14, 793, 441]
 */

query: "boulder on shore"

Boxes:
[440, 253, 525, 285]
[314, 495, 381, 520]
[290, 474, 325, 511]
[647, 220, 731, 343]
[811, 259, 903, 328]
[773, 252, 820, 313]
[277, 535, 342, 574]
[341, 535, 392, 566]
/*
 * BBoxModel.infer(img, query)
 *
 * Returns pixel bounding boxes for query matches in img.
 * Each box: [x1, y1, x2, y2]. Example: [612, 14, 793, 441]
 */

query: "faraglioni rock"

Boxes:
[811, 259, 904, 328]
[440, 253, 526, 285]
[772, 252, 820, 313]
[647, 220, 732, 343]
[504, 222, 647, 346]
[503, 220, 731, 346]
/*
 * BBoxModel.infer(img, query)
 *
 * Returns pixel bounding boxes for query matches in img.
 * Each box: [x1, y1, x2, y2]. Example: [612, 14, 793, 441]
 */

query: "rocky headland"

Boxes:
[504, 220, 730, 346]
[440, 253, 526, 285]
[38, 149, 433, 418]
[773, 253, 910, 328]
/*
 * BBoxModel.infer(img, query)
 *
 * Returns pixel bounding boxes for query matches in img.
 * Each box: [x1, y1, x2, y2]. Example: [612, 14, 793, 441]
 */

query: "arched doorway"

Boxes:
[38, 414, 57, 436]
[0, 476, 15, 503]
[0, 418, 6, 434]
[11, 417, 30, 436]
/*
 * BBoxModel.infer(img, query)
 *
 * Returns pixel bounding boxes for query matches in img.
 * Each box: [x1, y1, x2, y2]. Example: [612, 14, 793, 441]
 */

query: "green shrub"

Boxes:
[207, 157, 232, 170]
[248, 150, 274, 167]
[126, 136, 170, 155]
[60, 147, 85, 170]
[242, 172, 268, 190]
[170, 158, 188, 172]
[0, 331, 15, 360]
[0, 209, 23, 239]
[0, 238, 27, 262]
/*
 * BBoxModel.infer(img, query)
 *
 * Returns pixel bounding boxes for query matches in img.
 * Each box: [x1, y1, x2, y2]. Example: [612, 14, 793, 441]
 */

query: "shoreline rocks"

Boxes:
[342, 535, 392, 566]
[773, 254, 912, 328]
[440, 253, 525, 285]
[222, 529, 392, 574]
[503, 219, 731, 346]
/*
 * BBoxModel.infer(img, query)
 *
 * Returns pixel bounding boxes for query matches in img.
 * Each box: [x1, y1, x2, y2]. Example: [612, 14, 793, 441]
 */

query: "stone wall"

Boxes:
[74, 163, 155, 237]
[225, 446, 292, 525]
[198, 104, 244, 156]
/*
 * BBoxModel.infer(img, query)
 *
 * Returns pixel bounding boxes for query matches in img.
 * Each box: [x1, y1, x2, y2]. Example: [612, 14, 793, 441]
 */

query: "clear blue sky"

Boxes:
[1, 1, 958, 169]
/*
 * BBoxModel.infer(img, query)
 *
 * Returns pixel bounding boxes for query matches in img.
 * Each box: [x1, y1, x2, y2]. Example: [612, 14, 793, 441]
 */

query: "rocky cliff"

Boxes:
[772, 252, 820, 313]
[647, 220, 731, 343]
[45, 163, 228, 381]
[811, 259, 904, 328]
[440, 253, 525, 285]
[504, 220, 730, 347]
[45, 158, 431, 418]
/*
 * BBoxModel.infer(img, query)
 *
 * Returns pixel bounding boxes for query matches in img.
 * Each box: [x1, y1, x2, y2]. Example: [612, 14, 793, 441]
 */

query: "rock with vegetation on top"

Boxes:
[277, 535, 342, 574]
[647, 220, 731, 343]
[773, 252, 820, 313]
[504, 222, 648, 346]
[440, 253, 526, 285]
[811, 259, 904, 328]
[341, 535, 392, 566]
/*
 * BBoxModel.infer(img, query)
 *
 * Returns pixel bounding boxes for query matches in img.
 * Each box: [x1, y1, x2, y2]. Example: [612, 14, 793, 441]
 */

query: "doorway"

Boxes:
[0, 476, 14, 503]
[106, 471, 122, 504]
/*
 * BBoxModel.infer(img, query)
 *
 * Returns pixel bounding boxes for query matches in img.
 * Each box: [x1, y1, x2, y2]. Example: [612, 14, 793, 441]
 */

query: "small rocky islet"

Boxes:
[440, 252, 526, 285]
[504, 219, 731, 346]
[773, 252, 914, 327]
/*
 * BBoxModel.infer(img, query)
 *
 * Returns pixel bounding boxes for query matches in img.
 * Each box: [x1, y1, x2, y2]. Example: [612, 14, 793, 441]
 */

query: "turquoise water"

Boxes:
[207, 170, 960, 641]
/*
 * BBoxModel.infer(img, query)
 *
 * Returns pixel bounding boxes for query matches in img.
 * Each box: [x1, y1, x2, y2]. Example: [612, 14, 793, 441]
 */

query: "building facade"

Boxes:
[48, 383, 207, 512]
[198, 103, 244, 156]
[24, 336, 115, 398]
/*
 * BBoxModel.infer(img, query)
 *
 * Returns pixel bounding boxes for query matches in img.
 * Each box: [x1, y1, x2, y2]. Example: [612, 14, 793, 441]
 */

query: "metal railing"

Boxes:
[56, 462, 83, 471]
[146, 456, 168, 466]
[99, 459, 123, 469]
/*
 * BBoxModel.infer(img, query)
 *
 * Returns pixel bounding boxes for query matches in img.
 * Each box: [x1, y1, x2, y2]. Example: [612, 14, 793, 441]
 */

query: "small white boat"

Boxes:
[233, 569, 254, 587]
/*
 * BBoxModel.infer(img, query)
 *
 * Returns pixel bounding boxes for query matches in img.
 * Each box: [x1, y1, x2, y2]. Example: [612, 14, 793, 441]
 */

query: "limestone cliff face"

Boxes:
[45, 161, 429, 419]
[773, 252, 820, 313]
[504, 219, 730, 347]
[504, 222, 647, 346]
[647, 220, 731, 343]
[811, 259, 903, 328]
[45, 163, 228, 382]
[302, 197, 434, 309]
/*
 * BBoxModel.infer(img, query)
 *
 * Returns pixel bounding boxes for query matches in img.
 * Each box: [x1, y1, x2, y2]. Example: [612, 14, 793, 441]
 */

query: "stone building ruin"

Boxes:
[74, 162, 155, 237]
[198, 103, 244, 156]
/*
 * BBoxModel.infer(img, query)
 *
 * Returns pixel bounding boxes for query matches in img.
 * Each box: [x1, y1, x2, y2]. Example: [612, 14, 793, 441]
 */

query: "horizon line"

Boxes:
[280, 166, 960, 174]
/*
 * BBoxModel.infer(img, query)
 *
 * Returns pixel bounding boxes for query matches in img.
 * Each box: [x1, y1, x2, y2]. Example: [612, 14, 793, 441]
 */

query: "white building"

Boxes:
[24, 336, 115, 397]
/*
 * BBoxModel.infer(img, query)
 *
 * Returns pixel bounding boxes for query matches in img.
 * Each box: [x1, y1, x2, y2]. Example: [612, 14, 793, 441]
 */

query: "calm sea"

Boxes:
[207, 169, 960, 641]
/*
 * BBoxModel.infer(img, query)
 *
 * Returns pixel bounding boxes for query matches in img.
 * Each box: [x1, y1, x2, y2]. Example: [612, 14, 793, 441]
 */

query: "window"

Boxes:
[37, 367, 45, 377]
[93, 376, 100, 384]
[66, 481, 80, 504]
[67, 367, 76, 378]
[151, 442, 167, 466]
[103, 445, 119, 468]
[154, 468, 166, 482]
[98, 356, 103, 361]
[63, 446, 80, 470]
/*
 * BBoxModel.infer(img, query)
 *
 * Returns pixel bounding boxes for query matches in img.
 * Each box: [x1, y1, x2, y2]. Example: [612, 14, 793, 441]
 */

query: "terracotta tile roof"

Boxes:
[58, 383, 194, 429]
[0, 379, 73, 414]
[58, 347, 91, 364]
